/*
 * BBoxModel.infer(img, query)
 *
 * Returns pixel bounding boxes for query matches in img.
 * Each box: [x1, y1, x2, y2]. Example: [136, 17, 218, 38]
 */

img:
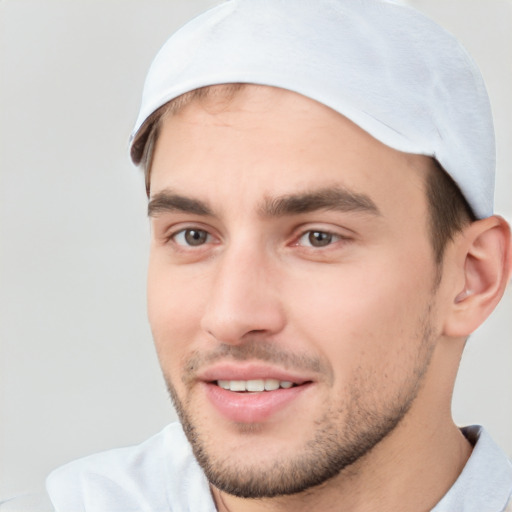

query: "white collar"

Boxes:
[432, 426, 512, 511]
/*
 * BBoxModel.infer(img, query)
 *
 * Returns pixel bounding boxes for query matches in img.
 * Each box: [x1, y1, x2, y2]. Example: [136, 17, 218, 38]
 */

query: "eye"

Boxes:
[173, 228, 212, 247]
[297, 230, 340, 248]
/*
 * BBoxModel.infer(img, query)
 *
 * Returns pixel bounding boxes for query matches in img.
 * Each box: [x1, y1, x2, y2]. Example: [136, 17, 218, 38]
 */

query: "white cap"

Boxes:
[130, 0, 495, 218]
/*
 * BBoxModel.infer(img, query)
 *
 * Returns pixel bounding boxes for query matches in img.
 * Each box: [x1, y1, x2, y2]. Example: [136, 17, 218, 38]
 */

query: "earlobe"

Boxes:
[443, 215, 511, 337]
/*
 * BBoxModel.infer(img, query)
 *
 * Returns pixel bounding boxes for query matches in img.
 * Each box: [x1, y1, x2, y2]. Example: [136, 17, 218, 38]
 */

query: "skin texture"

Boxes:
[147, 85, 510, 512]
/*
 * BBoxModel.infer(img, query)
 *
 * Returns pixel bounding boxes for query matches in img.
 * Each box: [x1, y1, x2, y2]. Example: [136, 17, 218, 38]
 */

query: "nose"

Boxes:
[200, 244, 286, 344]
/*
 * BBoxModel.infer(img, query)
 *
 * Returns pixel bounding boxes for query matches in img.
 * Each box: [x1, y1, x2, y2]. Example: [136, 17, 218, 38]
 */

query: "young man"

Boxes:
[46, 0, 512, 510]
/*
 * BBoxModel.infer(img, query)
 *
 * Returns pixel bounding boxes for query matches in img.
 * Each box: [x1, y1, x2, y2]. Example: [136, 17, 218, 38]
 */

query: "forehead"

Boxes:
[150, 85, 432, 219]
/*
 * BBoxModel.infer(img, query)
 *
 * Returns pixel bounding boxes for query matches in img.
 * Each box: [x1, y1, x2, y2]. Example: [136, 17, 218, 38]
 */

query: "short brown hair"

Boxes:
[425, 160, 476, 264]
[134, 84, 247, 192]
[137, 84, 475, 265]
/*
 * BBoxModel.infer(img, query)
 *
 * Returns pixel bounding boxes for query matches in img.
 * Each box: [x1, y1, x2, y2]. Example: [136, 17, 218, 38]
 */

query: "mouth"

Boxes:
[215, 379, 298, 392]
[199, 368, 314, 423]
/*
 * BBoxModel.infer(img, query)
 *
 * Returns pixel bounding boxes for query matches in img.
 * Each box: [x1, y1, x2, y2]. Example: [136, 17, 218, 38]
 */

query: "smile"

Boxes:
[216, 379, 295, 392]
[203, 380, 312, 424]
[196, 362, 316, 422]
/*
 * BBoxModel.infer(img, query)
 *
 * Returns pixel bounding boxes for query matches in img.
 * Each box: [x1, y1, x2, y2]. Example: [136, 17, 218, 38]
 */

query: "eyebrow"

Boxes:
[260, 187, 381, 217]
[148, 186, 380, 218]
[148, 192, 213, 217]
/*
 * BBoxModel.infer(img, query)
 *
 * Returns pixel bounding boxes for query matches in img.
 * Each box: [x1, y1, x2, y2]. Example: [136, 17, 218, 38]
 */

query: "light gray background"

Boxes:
[1, 0, 511, 499]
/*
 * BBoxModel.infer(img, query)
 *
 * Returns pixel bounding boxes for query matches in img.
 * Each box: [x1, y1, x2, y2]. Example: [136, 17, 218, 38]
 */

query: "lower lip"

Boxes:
[203, 382, 311, 423]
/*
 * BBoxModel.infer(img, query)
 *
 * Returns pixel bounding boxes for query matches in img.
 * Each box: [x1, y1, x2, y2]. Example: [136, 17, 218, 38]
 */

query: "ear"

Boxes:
[442, 215, 511, 337]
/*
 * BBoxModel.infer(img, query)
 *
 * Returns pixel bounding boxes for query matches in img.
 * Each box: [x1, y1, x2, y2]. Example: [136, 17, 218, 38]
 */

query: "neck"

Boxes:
[212, 419, 472, 512]
[212, 342, 473, 512]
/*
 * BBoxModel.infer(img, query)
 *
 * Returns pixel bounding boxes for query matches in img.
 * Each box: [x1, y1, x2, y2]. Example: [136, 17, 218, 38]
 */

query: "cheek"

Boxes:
[147, 257, 206, 371]
[287, 256, 435, 384]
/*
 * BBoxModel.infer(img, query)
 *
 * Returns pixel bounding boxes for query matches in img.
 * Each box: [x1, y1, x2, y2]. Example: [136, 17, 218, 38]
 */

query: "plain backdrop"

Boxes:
[1, 0, 511, 499]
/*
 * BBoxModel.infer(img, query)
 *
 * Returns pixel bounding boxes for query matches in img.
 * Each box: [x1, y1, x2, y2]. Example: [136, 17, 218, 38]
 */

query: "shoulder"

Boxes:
[433, 426, 512, 512]
[46, 423, 213, 512]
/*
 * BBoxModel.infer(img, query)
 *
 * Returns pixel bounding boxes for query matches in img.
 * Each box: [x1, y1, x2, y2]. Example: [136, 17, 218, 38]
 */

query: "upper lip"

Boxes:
[197, 362, 315, 385]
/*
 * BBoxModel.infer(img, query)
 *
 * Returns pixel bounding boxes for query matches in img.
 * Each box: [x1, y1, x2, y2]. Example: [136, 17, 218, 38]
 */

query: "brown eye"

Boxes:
[174, 229, 210, 246]
[305, 231, 334, 247]
[296, 229, 346, 248]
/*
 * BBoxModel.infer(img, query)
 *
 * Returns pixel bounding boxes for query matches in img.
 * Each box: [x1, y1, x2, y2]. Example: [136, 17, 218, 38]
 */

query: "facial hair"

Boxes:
[163, 303, 437, 499]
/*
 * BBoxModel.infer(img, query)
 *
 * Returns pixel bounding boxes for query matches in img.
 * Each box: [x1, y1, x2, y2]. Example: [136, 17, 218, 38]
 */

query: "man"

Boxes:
[46, 0, 512, 510]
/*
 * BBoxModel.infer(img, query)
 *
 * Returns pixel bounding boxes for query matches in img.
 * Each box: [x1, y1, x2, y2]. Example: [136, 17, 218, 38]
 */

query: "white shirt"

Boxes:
[45, 423, 512, 512]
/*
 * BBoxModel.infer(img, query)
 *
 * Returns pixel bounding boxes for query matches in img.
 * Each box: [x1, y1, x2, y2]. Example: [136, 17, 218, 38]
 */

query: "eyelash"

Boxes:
[167, 227, 215, 247]
[167, 227, 347, 250]
[295, 230, 345, 248]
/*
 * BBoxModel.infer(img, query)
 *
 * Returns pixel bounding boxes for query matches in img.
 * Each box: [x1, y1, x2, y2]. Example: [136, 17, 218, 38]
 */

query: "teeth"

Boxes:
[247, 380, 264, 392]
[230, 380, 246, 392]
[264, 379, 280, 391]
[217, 379, 296, 392]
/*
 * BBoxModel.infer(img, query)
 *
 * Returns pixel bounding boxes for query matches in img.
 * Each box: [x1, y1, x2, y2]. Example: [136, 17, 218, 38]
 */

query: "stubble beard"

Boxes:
[163, 305, 437, 499]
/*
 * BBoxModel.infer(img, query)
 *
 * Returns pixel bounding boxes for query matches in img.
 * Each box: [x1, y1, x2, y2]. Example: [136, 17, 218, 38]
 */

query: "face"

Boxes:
[147, 86, 441, 498]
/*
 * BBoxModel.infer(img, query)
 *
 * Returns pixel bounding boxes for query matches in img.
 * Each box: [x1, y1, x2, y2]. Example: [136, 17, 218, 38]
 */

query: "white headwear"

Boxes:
[130, 0, 495, 218]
